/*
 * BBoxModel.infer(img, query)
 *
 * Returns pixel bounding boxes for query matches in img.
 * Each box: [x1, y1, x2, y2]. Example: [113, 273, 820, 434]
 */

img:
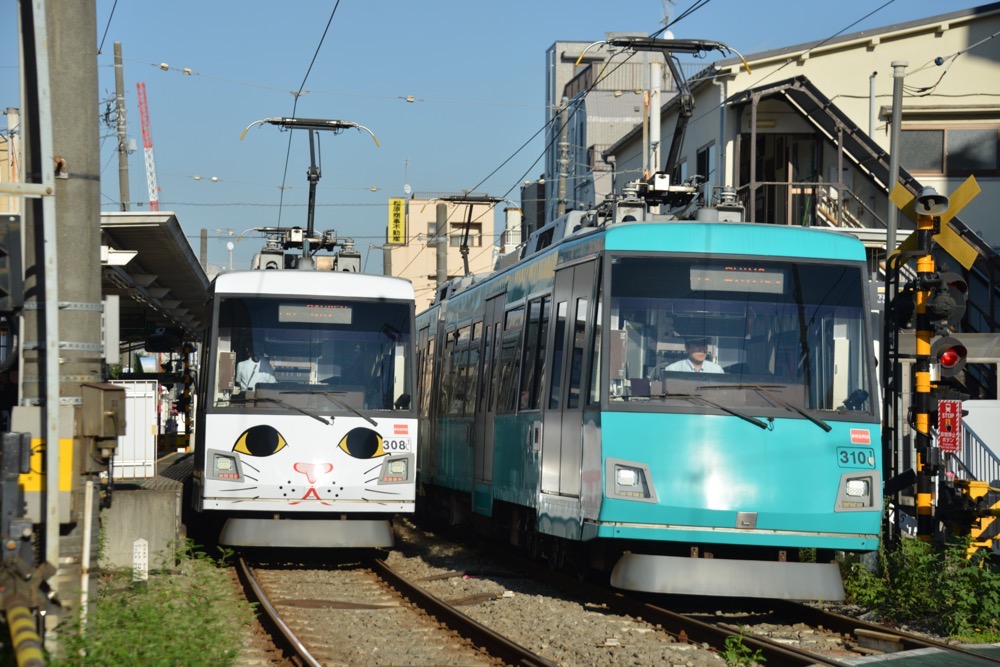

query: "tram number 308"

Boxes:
[383, 438, 411, 453]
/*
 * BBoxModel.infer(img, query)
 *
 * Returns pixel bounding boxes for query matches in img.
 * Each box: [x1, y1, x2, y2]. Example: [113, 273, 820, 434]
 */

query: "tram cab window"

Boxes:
[210, 296, 413, 413]
[606, 256, 874, 416]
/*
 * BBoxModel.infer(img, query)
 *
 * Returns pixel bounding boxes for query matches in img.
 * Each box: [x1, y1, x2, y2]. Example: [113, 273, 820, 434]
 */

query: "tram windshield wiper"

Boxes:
[651, 392, 769, 430]
[281, 390, 378, 427]
[698, 384, 832, 432]
[246, 397, 330, 425]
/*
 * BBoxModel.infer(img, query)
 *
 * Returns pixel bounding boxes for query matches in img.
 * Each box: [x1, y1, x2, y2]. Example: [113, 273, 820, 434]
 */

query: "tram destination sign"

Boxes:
[279, 303, 352, 324]
[690, 265, 786, 294]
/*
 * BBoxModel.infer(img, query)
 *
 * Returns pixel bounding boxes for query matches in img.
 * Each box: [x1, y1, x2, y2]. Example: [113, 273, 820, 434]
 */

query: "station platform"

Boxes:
[843, 644, 1000, 665]
[102, 452, 192, 570]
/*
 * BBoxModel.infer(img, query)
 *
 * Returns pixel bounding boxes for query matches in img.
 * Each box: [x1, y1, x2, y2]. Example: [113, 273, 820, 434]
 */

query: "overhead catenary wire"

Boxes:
[96, 0, 119, 55]
[275, 1, 342, 228]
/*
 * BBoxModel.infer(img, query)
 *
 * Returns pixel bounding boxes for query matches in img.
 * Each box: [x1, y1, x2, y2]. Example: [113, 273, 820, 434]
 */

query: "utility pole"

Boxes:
[436, 203, 447, 289]
[556, 98, 569, 217]
[113, 42, 130, 211]
[18, 0, 106, 649]
[886, 61, 907, 255]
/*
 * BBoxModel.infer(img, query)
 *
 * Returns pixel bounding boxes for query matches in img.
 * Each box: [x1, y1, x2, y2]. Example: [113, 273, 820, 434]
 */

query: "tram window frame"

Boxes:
[589, 297, 603, 405]
[496, 306, 525, 414]
[418, 333, 436, 419]
[518, 296, 550, 411]
[439, 328, 458, 417]
[548, 300, 568, 411]
[567, 297, 588, 410]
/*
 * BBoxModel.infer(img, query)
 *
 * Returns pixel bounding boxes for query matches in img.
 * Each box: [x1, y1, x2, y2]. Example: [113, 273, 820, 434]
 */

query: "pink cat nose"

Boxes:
[293, 462, 333, 484]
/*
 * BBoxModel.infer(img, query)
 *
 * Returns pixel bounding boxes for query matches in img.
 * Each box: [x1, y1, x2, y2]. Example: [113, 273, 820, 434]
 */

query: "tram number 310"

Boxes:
[837, 447, 875, 468]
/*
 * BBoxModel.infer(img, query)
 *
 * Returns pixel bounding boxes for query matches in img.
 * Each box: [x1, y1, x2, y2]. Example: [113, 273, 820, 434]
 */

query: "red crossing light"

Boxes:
[931, 336, 968, 378]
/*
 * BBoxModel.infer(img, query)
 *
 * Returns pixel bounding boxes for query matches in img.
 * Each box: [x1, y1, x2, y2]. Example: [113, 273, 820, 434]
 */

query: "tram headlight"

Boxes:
[835, 472, 875, 511]
[379, 456, 411, 484]
[606, 460, 658, 503]
[212, 452, 241, 481]
[845, 478, 870, 497]
[616, 468, 639, 487]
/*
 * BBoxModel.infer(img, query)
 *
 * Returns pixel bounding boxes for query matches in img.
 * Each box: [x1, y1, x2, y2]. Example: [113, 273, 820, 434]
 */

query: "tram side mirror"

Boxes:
[394, 394, 411, 410]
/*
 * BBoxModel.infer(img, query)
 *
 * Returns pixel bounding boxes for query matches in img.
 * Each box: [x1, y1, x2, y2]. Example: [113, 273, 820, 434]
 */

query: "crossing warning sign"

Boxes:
[937, 399, 963, 453]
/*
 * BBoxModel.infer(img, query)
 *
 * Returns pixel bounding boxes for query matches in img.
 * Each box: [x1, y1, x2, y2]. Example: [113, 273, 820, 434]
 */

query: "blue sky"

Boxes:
[1, 0, 978, 271]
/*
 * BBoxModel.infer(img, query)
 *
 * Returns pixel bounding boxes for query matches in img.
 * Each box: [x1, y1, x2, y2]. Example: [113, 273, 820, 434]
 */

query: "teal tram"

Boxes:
[415, 181, 880, 599]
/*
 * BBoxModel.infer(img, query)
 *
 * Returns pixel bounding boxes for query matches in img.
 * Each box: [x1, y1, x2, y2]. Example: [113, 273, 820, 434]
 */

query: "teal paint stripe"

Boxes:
[596, 523, 877, 550]
[605, 222, 866, 261]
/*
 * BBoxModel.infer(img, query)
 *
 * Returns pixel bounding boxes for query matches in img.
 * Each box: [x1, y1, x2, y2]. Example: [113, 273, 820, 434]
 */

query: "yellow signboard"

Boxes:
[387, 198, 406, 244]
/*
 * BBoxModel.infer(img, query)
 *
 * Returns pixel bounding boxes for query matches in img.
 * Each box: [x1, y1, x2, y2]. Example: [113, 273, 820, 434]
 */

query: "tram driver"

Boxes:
[234, 345, 276, 393]
[663, 337, 724, 374]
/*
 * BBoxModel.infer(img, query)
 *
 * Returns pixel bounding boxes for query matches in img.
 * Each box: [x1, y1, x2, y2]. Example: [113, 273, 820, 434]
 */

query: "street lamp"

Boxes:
[227, 241, 234, 270]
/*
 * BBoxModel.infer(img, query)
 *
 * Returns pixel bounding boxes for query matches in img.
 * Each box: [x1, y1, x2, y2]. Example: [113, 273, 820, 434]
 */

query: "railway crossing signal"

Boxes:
[931, 336, 968, 379]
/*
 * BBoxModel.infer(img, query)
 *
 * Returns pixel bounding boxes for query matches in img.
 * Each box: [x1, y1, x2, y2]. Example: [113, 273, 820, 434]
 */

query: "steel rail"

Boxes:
[372, 558, 557, 667]
[777, 600, 1000, 664]
[236, 556, 321, 667]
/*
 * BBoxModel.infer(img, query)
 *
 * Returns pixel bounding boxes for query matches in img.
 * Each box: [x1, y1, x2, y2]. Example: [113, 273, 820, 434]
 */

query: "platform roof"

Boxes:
[101, 211, 209, 345]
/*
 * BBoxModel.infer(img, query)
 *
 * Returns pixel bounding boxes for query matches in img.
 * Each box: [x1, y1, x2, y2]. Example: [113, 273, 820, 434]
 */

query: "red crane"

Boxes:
[136, 82, 161, 211]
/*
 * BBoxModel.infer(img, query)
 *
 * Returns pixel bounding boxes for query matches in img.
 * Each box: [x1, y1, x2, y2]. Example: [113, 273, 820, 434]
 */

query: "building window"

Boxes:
[696, 142, 716, 183]
[672, 158, 688, 186]
[901, 126, 999, 176]
[449, 223, 482, 247]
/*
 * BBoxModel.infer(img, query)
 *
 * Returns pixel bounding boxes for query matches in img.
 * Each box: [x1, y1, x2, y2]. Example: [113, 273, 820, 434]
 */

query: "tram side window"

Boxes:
[447, 325, 474, 416]
[214, 329, 235, 405]
[589, 300, 602, 405]
[567, 297, 588, 410]
[548, 301, 568, 410]
[419, 335, 436, 419]
[463, 322, 483, 415]
[439, 330, 457, 417]
[518, 297, 550, 411]
[496, 307, 524, 413]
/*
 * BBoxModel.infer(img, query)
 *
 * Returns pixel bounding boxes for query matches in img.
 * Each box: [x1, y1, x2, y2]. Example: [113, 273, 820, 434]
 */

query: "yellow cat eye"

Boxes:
[233, 425, 287, 457]
[338, 428, 386, 459]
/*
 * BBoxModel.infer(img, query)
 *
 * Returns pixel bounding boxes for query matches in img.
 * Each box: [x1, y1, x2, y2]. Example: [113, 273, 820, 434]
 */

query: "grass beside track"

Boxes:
[47, 543, 254, 667]
[842, 536, 1000, 643]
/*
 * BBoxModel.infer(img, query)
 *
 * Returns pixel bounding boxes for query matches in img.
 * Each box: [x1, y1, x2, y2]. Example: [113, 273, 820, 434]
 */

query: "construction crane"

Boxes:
[136, 82, 160, 211]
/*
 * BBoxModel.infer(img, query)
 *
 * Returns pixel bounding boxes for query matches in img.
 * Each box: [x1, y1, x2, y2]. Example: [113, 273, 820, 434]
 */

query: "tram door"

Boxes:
[541, 260, 596, 498]
[473, 294, 504, 513]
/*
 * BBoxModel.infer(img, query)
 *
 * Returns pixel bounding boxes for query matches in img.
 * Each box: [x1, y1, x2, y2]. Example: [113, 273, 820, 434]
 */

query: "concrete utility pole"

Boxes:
[436, 203, 447, 289]
[886, 60, 907, 255]
[113, 42, 130, 211]
[18, 0, 104, 644]
[556, 98, 569, 217]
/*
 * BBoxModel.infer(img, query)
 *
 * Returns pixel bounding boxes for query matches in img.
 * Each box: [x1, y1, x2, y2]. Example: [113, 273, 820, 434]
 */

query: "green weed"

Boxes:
[48, 539, 253, 666]
[722, 628, 765, 666]
[842, 536, 1000, 639]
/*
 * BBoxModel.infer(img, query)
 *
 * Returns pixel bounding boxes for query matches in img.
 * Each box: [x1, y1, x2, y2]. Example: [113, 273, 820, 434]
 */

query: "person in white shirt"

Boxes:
[235, 346, 276, 392]
[664, 338, 724, 374]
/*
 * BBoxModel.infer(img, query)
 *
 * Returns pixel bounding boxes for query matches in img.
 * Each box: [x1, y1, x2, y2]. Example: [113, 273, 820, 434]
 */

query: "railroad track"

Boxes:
[234, 554, 553, 666]
[494, 551, 1000, 666]
[394, 517, 1000, 667]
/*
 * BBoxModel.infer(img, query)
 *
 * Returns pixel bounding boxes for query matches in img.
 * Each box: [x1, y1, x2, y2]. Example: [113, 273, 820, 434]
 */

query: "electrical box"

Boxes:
[81, 382, 127, 438]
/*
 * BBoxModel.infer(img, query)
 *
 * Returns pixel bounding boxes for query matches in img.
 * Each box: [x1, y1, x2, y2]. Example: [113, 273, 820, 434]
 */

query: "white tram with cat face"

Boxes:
[191, 269, 416, 548]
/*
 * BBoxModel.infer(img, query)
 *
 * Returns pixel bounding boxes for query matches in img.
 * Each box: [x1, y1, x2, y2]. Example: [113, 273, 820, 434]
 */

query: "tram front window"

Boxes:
[211, 296, 412, 413]
[607, 256, 874, 416]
